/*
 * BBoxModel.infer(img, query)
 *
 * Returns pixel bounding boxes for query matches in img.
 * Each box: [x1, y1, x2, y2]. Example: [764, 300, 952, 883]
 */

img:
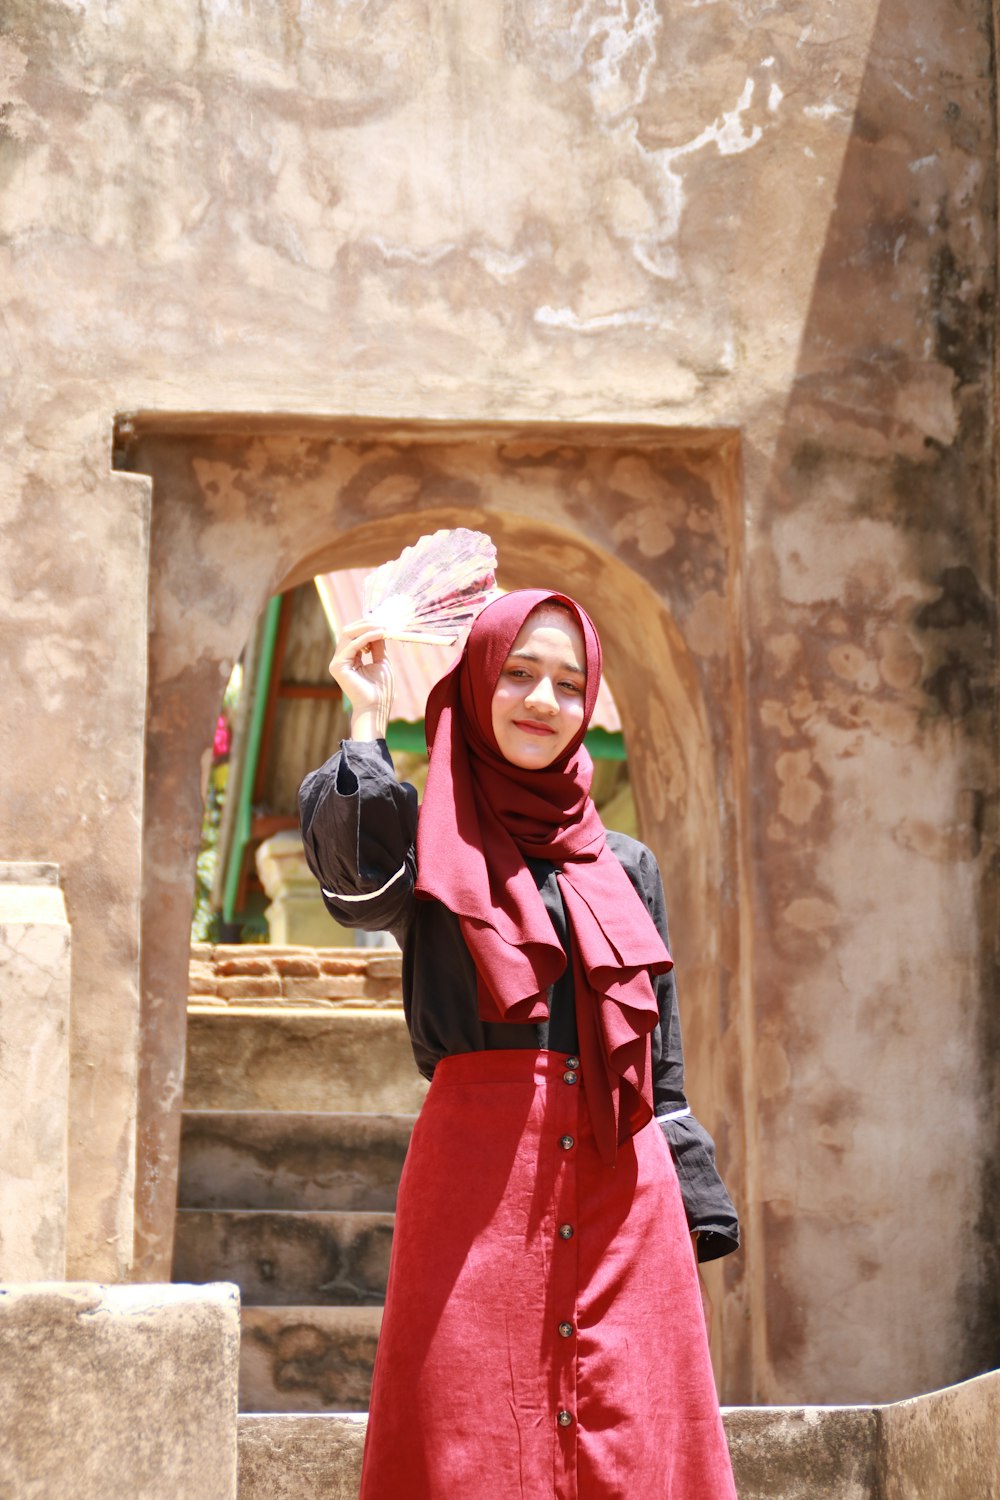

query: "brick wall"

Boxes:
[189, 946, 403, 1008]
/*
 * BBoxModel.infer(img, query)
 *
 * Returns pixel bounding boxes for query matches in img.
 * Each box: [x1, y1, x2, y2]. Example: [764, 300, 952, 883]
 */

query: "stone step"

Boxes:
[239, 1413, 367, 1495]
[236, 1349, 1000, 1494]
[178, 1110, 415, 1212]
[239, 1307, 381, 1414]
[236, 1405, 872, 1498]
[172, 1209, 394, 1306]
[185, 1006, 428, 1113]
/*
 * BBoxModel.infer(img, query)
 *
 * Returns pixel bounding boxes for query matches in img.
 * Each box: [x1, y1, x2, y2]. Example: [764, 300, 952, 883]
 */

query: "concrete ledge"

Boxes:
[879, 1368, 1000, 1500]
[234, 1372, 1000, 1499]
[724, 1370, 1000, 1500]
[0, 862, 60, 885]
[0, 1282, 240, 1500]
[723, 1405, 878, 1500]
[239, 1414, 366, 1500]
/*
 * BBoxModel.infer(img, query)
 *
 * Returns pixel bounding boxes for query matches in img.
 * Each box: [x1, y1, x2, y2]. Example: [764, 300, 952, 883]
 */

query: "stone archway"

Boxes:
[122, 415, 759, 1397]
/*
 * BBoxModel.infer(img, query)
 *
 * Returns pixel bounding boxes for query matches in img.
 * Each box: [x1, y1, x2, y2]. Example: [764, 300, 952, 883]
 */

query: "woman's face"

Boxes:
[490, 608, 588, 768]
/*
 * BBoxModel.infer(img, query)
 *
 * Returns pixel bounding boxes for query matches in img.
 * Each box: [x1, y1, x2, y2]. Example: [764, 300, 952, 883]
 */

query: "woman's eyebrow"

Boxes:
[508, 649, 585, 675]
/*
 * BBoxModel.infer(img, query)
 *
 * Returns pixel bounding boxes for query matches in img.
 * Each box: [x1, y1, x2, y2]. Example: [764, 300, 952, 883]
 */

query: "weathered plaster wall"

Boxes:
[0, 0, 995, 1403]
[0, 864, 70, 1280]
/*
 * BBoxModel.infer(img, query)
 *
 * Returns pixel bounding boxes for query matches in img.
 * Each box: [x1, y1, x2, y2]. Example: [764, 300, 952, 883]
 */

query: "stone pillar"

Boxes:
[0, 1282, 240, 1500]
[0, 863, 71, 1280]
[256, 830, 355, 947]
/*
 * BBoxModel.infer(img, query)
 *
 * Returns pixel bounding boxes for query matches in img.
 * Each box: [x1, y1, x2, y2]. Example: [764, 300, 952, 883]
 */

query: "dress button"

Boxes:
[565, 1055, 580, 1069]
[559, 1135, 575, 1151]
[559, 1223, 574, 1240]
[563, 1071, 578, 1085]
[558, 1321, 574, 1338]
[557, 1410, 573, 1428]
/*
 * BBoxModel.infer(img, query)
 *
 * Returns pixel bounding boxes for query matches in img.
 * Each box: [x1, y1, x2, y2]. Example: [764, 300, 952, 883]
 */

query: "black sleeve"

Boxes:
[635, 845, 740, 1264]
[298, 739, 418, 941]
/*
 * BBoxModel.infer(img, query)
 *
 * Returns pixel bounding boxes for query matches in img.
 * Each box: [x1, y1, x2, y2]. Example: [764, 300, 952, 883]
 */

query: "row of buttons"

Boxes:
[556, 1056, 579, 1433]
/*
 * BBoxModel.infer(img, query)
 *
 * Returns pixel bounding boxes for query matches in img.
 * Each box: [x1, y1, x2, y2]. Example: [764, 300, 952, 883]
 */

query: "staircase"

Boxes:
[173, 945, 426, 1412]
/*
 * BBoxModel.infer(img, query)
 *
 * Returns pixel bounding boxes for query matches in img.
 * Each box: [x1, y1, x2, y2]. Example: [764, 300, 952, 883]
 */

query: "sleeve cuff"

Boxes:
[657, 1111, 740, 1261]
[691, 1226, 740, 1264]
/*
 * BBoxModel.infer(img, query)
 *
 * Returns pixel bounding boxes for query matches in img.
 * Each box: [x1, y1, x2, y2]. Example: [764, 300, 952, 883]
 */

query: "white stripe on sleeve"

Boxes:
[322, 863, 408, 904]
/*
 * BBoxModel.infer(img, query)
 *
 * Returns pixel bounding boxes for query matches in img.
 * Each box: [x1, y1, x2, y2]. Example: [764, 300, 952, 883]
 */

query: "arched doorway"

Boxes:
[121, 415, 759, 1397]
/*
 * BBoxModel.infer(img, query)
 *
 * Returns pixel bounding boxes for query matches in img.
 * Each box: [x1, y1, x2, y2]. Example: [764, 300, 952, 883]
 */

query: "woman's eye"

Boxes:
[559, 681, 583, 694]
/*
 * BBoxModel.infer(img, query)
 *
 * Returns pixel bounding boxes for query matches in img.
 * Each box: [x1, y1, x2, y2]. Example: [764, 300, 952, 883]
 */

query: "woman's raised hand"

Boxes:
[329, 619, 394, 742]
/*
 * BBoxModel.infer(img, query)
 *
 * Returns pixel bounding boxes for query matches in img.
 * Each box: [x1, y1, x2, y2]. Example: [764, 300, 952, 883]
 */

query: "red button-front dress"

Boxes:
[359, 1048, 738, 1500]
[300, 737, 741, 1500]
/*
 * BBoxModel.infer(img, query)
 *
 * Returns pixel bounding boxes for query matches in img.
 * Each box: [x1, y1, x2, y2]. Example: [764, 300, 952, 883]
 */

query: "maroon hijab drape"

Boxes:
[414, 589, 672, 1163]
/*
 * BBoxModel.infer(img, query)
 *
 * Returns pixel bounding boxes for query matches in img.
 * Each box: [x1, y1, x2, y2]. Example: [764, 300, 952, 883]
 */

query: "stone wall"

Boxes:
[0, 0, 995, 1403]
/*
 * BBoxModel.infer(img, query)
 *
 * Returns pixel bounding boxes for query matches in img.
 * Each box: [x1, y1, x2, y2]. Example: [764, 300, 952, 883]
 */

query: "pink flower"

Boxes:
[213, 715, 231, 759]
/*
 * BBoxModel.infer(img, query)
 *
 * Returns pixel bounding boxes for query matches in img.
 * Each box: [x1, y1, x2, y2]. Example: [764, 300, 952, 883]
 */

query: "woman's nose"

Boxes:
[524, 676, 559, 713]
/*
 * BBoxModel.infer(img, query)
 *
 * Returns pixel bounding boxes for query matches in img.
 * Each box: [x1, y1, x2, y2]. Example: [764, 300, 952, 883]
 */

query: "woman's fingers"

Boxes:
[338, 618, 385, 642]
[331, 620, 386, 660]
[329, 622, 386, 676]
[328, 619, 394, 723]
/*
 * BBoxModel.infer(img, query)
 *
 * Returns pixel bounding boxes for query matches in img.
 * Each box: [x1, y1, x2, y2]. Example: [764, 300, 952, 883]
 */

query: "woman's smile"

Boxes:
[512, 718, 557, 736]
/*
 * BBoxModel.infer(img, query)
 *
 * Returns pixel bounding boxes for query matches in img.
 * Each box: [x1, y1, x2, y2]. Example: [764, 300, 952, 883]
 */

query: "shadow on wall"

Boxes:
[117, 418, 757, 1398]
[749, 0, 997, 1400]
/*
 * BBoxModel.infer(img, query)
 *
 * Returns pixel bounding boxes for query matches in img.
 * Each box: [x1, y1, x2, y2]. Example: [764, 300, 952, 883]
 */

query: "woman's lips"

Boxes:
[513, 719, 557, 735]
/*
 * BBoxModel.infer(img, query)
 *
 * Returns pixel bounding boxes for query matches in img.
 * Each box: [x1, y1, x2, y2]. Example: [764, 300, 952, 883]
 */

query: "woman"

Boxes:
[299, 589, 739, 1500]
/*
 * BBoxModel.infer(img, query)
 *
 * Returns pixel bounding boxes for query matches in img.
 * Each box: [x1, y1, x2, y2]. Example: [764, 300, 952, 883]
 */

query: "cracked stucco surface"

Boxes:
[0, 0, 996, 1403]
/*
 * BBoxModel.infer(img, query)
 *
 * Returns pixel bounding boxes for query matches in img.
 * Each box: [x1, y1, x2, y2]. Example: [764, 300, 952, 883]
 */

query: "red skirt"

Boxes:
[359, 1049, 738, 1500]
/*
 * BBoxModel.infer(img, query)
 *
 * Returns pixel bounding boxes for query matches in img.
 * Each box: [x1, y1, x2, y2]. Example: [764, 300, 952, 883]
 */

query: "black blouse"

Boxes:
[299, 739, 739, 1263]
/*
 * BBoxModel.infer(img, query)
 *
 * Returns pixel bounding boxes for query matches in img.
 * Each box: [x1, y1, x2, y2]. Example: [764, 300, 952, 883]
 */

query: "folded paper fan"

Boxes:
[362, 528, 499, 645]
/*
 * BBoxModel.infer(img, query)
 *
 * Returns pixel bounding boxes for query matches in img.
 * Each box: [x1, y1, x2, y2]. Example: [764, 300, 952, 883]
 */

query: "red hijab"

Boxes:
[414, 589, 672, 1163]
